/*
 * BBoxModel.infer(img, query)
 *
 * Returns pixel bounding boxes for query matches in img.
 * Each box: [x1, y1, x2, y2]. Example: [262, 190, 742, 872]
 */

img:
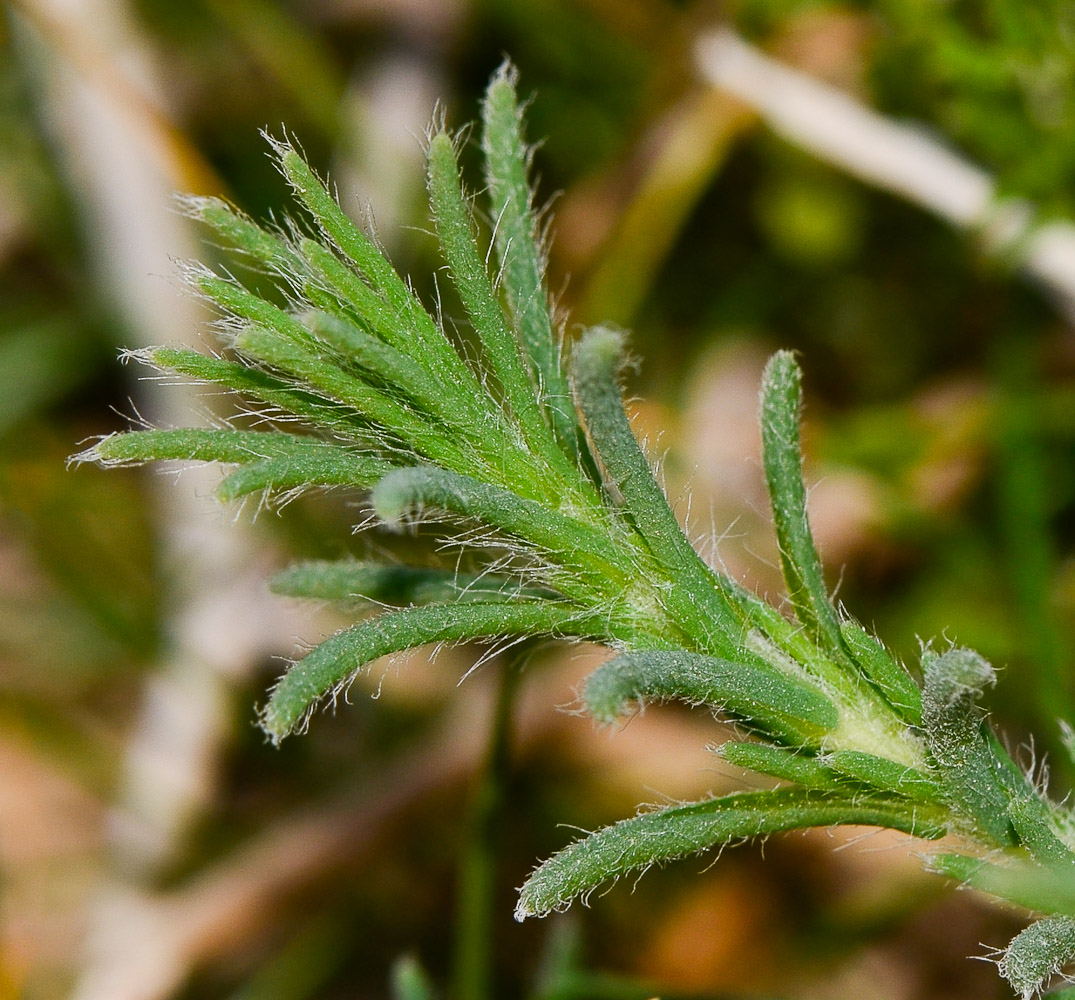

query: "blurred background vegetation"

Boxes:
[2, 1, 1075, 998]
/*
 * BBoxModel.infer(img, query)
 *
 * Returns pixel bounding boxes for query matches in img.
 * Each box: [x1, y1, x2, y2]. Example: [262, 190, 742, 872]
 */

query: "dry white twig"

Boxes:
[695, 29, 1075, 322]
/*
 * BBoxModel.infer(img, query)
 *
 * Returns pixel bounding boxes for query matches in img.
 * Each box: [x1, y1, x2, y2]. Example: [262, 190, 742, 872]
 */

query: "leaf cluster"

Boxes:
[80, 64, 1075, 998]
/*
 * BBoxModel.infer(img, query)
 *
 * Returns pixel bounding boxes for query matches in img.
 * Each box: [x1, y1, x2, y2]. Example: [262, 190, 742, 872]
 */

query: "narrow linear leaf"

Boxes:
[1000, 916, 1075, 1000]
[84, 428, 388, 501]
[299, 236, 413, 347]
[275, 142, 417, 313]
[427, 132, 577, 476]
[731, 585, 852, 695]
[260, 600, 600, 742]
[273, 141, 481, 398]
[144, 347, 376, 439]
[840, 620, 922, 724]
[371, 466, 635, 601]
[1006, 795, 1075, 869]
[236, 326, 471, 471]
[217, 448, 387, 500]
[827, 750, 943, 804]
[583, 650, 838, 744]
[715, 741, 843, 790]
[304, 310, 461, 419]
[760, 351, 848, 662]
[183, 195, 295, 269]
[86, 427, 322, 467]
[516, 788, 947, 919]
[301, 308, 524, 481]
[922, 647, 1014, 846]
[298, 239, 492, 429]
[198, 273, 314, 342]
[571, 326, 744, 653]
[931, 853, 1075, 916]
[271, 560, 552, 606]
[481, 64, 577, 453]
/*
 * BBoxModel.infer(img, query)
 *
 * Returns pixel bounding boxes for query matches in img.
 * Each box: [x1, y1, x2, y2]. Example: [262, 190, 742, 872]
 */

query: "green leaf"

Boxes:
[714, 741, 843, 790]
[570, 326, 743, 654]
[260, 600, 599, 742]
[270, 560, 552, 605]
[87, 427, 315, 466]
[516, 788, 947, 919]
[839, 620, 923, 724]
[297, 240, 491, 436]
[481, 64, 577, 454]
[999, 916, 1075, 999]
[426, 132, 552, 449]
[1006, 794, 1075, 869]
[216, 449, 384, 500]
[759, 351, 848, 662]
[302, 310, 466, 423]
[83, 428, 388, 501]
[921, 646, 1014, 846]
[235, 325, 470, 471]
[183, 194, 295, 269]
[826, 750, 943, 804]
[144, 347, 376, 439]
[272, 139, 482, 396]
[370, 466, 636, 607]
[931, 853, 1075, 917]
[583, 650, 838, 745]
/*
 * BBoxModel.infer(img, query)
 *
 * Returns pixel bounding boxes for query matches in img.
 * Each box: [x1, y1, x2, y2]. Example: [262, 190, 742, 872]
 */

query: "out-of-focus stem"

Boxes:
[451, 657, 520, 1000]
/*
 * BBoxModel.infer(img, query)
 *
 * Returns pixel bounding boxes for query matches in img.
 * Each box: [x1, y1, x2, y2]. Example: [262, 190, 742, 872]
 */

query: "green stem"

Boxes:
[452, 655, 521, 1000]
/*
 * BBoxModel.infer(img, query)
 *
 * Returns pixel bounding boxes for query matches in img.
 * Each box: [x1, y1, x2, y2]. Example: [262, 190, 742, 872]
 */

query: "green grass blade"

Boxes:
[759, 351, 847, 661]
[260, 600, 598, 742]
[583, 650, 838, 744]
[516, 788, 946, 919]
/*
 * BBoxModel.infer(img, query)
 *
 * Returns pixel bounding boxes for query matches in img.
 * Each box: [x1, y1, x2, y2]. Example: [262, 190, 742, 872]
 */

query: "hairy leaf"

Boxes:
[517, 788, 947, 919]
[922, 646, 1014, 845]
[571, 326, 743, 653]
[715, 741, 843, 790]
[759, 351, 847, 662]
[481, 64, 577, 454]
[583, 649, 838, 744]
[271, 560, 551, 606]
[261, 600, 601, 742]
[1000, 916, 1075, 999]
